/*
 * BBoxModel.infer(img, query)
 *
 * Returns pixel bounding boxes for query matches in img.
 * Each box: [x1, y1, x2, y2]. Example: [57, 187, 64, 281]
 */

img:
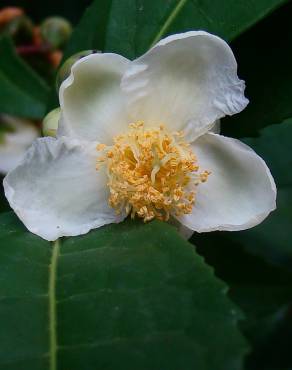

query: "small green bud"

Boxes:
[56, 50, 101, 91]
[40, 16, 72, 50]
[0, 115, 15, 144]
[43, 108, 61, 137]
[4, 15, 33, 44]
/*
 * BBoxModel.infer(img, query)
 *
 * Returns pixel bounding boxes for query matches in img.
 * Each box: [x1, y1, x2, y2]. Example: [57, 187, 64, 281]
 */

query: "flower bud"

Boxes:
[42, 108, 61, 137]
[0, 7, 24, 26]
[56, 50, 101, 91]
[3, 15, 33, 44]
[40, 17, 72, 50]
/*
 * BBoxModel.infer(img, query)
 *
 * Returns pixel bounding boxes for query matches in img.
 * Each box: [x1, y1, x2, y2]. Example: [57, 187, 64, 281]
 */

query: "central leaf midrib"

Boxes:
[48, 239, 60, 370]
[150, 0, 189, 47]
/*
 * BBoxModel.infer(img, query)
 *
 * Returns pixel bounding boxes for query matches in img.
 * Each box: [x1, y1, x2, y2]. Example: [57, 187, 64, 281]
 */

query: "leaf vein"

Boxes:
[49, 240, 60, 370]
[150, 0, 189, 47]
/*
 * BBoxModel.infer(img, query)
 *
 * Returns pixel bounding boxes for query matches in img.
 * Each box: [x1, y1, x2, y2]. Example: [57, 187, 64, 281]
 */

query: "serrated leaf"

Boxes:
[191, 231, 292, 370]
[64, 0, 288, 60]
[0, 212, 247, 370]
[0, 37, 49, 119]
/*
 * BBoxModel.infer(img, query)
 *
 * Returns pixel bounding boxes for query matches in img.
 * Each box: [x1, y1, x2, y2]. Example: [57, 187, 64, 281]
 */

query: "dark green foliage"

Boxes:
[223, 1, 292, 138]
[0, 213, 247, 370]
[0, 37, 49, 119]
[64, 0, 288, 59]
[228, 119, 292, 269]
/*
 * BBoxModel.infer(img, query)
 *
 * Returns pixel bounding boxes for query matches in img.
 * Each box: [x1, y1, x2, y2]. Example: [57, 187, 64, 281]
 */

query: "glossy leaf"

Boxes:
[0, 212, 247, 370]
[0, 37, 50, 119]
[226, 118, 292, 269]
[64, 0, 288, 60]
[191, 231, 292, 370]
[223, 2, 292, 137]
[191, 118, 292, 366]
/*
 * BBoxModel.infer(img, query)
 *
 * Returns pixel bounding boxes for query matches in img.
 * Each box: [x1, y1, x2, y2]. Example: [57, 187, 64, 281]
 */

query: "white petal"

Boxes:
[4, 137, 123, 241]
[59, 53, 130, 144]
[0, 116, 38, 174]
[177, 133, 276, 232]
[122, 31, 248, 141]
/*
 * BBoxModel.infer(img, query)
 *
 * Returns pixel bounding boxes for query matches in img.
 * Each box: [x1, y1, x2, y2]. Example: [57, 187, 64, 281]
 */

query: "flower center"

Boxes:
[96, 122, 210, 222]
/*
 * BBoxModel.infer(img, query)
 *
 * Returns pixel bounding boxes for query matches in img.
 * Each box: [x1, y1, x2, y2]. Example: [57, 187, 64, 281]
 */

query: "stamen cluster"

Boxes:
[96, 122, 209, 222]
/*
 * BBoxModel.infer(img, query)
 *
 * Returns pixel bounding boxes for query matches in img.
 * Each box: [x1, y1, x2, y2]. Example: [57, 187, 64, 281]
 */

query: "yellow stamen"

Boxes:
[96, 122, 210, 222]
[96, 143, 106, 151]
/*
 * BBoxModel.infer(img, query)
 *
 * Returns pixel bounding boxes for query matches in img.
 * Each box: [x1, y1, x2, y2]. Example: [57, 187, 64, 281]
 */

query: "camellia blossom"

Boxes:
[3, 31, 276, 241]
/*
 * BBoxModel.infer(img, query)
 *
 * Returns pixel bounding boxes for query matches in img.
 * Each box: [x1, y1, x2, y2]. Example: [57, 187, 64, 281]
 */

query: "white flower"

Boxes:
[0, 115, 38, 174]
[3, 31, 276, 241]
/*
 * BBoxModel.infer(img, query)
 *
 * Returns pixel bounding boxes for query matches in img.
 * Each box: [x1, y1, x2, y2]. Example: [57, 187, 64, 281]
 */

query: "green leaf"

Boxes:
[191, 231, 292, 370]
[51, 0, 287, 111]
[62, 0, 112, 60]
[0, 212, 247, 370]
[0, 37, 49, 119]
[64, 0, 288, 60]
[226, 118, 292, 269]
[223, 2, 292, 137]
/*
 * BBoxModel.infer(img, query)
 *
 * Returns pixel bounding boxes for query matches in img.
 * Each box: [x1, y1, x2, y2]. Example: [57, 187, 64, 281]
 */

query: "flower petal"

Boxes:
[122, 31, 248, 141]
[59, 53, 130, 144]
[4, 137, 123, 241]
[177, 133, 276, 232]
